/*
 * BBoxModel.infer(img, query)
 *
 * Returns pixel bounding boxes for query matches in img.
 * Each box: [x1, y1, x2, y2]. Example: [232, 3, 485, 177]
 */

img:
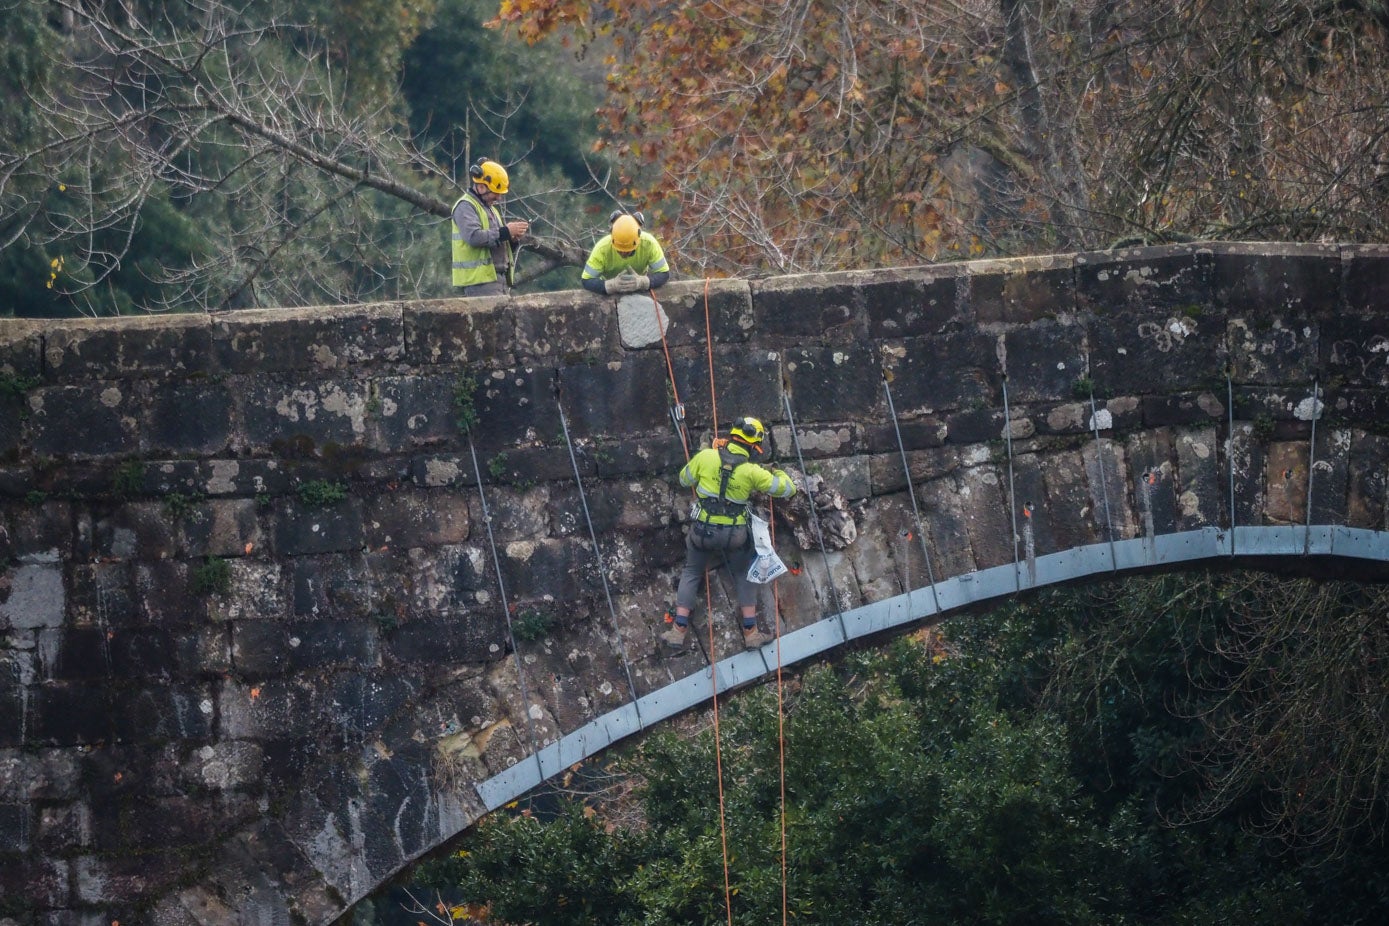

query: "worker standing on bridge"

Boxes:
[452, 158, 529, 296]
[581, 209, 670, 295]
[660, 416, 797, 651]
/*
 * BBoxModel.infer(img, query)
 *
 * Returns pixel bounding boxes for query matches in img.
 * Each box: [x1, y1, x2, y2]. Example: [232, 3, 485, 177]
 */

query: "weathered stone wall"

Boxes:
[2, 241, 1388, 923]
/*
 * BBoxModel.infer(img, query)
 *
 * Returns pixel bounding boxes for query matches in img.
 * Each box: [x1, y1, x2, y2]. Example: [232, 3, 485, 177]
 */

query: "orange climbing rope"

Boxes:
[651, 288, 735, 924]
[650, 282, 794, 926]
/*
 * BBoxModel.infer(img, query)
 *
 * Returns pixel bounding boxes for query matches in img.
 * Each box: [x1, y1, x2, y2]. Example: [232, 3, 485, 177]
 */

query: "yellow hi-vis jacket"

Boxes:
[680, 442, 796, 525]
[451, 192, 515, 288]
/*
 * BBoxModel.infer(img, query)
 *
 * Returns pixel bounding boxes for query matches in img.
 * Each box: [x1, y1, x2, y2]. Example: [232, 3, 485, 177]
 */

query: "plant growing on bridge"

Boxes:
[192, 556, 232, 597]
[454, 374, 480, 434]
[297, 478, 347, 508]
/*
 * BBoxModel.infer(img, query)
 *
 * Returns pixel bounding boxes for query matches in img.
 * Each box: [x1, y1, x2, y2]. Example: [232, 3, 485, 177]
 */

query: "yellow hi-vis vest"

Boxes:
[451, 194, 515, 288]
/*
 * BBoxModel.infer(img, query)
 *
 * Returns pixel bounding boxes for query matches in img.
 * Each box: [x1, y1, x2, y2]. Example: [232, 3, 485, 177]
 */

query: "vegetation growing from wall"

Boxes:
[397, 571, 1389, 924]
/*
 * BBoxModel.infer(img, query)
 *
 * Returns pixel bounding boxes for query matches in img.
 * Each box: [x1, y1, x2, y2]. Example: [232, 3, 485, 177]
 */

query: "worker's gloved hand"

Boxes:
[605, 270, 647, 294]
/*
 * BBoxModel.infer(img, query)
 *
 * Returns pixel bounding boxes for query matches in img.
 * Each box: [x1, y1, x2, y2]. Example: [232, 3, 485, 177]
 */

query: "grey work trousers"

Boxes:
[458, 280, 507, 297]
[675, 521, 756, 611]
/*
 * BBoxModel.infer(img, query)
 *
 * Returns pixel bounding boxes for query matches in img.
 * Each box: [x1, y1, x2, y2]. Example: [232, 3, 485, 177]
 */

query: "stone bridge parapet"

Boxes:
[2, 241, 1389, 923]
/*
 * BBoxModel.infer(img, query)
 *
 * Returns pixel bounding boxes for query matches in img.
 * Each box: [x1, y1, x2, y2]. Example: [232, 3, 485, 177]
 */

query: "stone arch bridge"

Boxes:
[2, 242, 1388, 923]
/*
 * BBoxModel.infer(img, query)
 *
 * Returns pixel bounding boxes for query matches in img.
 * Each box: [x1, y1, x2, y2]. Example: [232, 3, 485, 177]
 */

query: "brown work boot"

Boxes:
[742, 626, 773, 649]
[659, 623, 690, 649]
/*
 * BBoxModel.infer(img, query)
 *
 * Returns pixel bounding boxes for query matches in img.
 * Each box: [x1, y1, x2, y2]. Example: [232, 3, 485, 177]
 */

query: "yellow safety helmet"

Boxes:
[729, 416, 767, 446]
[469, 159, 509, 195]
[611, 214, 641, 252]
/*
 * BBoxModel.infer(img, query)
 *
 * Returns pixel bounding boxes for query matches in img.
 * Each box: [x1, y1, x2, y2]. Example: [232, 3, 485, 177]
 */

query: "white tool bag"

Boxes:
[746, 512, 788, 584]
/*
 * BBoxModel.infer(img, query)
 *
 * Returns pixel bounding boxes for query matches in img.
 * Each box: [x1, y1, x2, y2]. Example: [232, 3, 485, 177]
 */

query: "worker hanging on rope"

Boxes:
[580, 209, 670, 296]
[660, 416, 797, 651]
[451, 158, 528, 297]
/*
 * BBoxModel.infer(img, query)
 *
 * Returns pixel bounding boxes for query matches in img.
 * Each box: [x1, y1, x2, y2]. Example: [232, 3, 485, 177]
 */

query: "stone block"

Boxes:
[290, 554, 377, 619]
[36, 802, 93, 853]
[666, 347, 783, 430]
[1084, 438, 1138, 540]
[273, 498, 364, 556]
[0, 318, 44, 377]
[0, 800, 29, 852]
[1308, 427, 1350, 526]
[1321, 311, 1389, 389]
[199, 458, 293, 498]
[384, 614, 508, 665]
[1173, 427, 1223, 529]
[469, 366, 561, 450]
[0, 749, 82, 802]
[1088, 309, 1227, 396]
[74, 851, 188, 905]
[1228, 317, 1318, 385]
[861, 264, 968, 339]
[26, 383, 140, 458]
[882, 331, 997, 415]
[1228, 423, 1268, 526]
[0, 503, 68, 570]
[944, 407, 1006, 444]
[968, 253, 1075, 325]
[500, 537, 592, 602]
[752, 271, 867, 342]
[640, 279, 753, 348]
[142, 381, 234, 455]
[213, 303, 404, 374]
[216, 676, 325, 741]
[404, 297, 516, 366]
[1346, 432, 1388, 530]
[513, 292, 617, 361]
[0, 856, 68, 909]
[181, 498, 264, 559]
[861, 415, 948, 455]
[107, 630, 184, 680]
[1340, 244, 1389, 313]
[1141, 393, 1226, 428]
[1126, 430, 1182, 537]
[557, 353, 670, 439]
[30, 681, 113, 745]
[1074, 244, 1212, 315]
[1003, 320, 1086, 403]
[364, 488, 469, 549]
[784, 342, 882, 423]
[89, 792, 255, 853]
[92, 501, 179, 561]
[368, 374, 461, 451]
[548, 478, 676, 538]
[207, 560, 286, 622]
[111, 684, 215, 744]
[409, 453, 476, 488]
[0, 562, 65, 631]
[594, 433, 687, 478]
[866, 445, 962, 496]
[43, 313, 213, 379]
[240, 378, 372, 454]
[231, 620, 379, 676]
[131, 561, 197, 627]
[1207, 241, 1341, 316]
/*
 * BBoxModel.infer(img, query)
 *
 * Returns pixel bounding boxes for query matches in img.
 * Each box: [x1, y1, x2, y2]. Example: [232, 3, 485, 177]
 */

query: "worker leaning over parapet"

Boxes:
[580, 209, 670, 296]
[660, 416, 797, 652]
[452, 158, 529, 296]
